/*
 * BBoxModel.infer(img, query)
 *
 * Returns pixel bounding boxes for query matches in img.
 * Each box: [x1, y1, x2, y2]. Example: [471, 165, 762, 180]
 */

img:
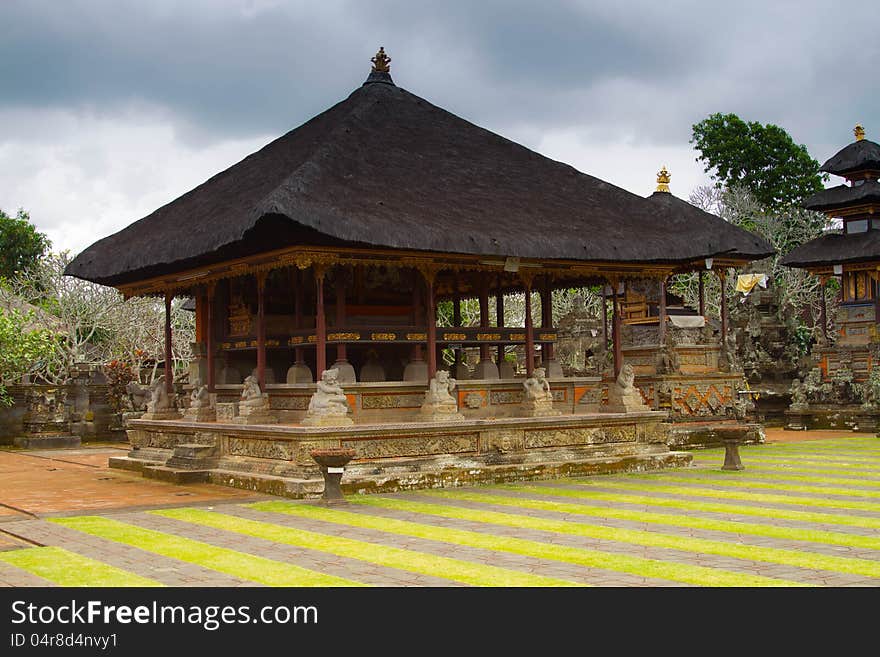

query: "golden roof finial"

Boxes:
[656, 166, 671, 193]
[854, 124, 866, 141]
[371, 47, 391, 73]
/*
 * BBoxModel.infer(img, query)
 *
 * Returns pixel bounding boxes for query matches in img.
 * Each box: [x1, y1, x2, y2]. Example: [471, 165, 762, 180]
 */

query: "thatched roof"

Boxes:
[820, 139, 880, 176]
[780, 230, 880, 268]
[645, 191, 772, 259]
[803, 181, 880, 212]
[67, 63, 772, 287]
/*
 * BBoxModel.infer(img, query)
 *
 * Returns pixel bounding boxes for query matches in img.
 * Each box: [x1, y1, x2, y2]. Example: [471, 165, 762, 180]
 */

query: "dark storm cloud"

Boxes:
[1, 1, 877, 154]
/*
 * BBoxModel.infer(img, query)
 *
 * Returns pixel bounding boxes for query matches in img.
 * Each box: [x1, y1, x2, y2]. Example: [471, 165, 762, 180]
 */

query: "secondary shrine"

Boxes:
[782, 124, 880, 430]
[67, 49, 772, 496]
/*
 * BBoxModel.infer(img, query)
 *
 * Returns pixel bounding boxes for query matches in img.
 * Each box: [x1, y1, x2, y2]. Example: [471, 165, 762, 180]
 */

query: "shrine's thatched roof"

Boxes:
[820, 138, 880, 176]
[780, 230, 880, 268]
[645, 191, 772, 258]
[803, 181, 880, 212]
[66, 62, 772, 287]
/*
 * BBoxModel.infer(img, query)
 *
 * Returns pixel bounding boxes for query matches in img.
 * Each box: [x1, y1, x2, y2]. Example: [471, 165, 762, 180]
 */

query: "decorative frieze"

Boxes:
[361, 393, 424, 409]
[227, 437, 294, 461]
[342, 434, 477, 459]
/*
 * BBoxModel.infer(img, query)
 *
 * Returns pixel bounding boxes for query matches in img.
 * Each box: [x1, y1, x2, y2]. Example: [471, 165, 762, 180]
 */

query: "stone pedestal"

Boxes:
[520, 398, 561, 417]
[233, 397, 277, 425]
[499, 361, 516, 379]
[403, 359, 428, 382]
[784, 408, 808, 431]
[140, 410, 182, 421]
[310, 448, 357, 504]
[182, 407, 217, 423]
[419, 400, 465, 422]
[359, 361, 386, 382]
[302, 413, 353, 427]
[603, 387, 650, 414]
[541, 358, 564, 378]
[454, 362, 471, 380]
[474, 359, 500, 380]
[332, 359, 357, 384]
[286, 362, 313, 383]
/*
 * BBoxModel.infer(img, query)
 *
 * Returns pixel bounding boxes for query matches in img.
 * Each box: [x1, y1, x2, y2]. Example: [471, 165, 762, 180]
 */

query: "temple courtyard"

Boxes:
[1, 431, 880, 587]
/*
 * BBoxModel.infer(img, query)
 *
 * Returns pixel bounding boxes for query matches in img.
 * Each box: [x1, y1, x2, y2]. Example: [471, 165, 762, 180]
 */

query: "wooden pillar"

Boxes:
[524, 281, 535, 376]
[698, 271, 706, 317]
[315, 267, 326, 375]
[164, 291, 173, 395]
[335, 269, 347, 362]
[658, 277, 667, 344]
[819, 276, 828, 342]
[611, 280, 622, 378]
[425, 272, 437, 379]
[602, 290, 608, 351]
[293, 268, 304, 364]
[541, 277, 554, 360]
[718, 269, 728, 342]
[205, 283, 215, 392]
[479, 273, 490, 361]
[496, 290, 505, 367]
[411, 270, 423, 363]
[256, 272, 267, 389]
[453, 278, 462, 366]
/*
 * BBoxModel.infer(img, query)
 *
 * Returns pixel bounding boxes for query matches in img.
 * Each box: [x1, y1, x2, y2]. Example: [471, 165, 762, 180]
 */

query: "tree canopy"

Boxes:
[0, 208, 51, 281]
[691, 113, 825, 209]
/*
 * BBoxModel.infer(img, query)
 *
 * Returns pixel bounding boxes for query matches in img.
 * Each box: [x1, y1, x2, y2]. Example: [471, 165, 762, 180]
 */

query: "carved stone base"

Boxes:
[499, 361, 516, 378]
[302, 414, 354, 426]
[403, 359, 428, 382]
[332, 359, 357, 384]
[141, 410, 182, 421]
[520, 399, 561, 417]
[182, 407, 217, 423]
[286, 362, 313, 383]
[474, 359, 500, 380]
[541, 358, 564, 378]
[419, 401, 465, 422]
[604, 390, 650, 414]
[233, 402, 277, 425]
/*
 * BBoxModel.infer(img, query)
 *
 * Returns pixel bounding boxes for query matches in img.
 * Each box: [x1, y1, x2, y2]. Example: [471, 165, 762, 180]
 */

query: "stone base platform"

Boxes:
[111, 411, 691, 498]
[784, 407, 879, 432]
[13, 434, 82, 449]
[665, 421, 764, 450]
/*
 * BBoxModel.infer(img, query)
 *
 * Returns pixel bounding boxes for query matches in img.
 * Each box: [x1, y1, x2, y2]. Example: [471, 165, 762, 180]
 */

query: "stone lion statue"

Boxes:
[126, 380, 148, 411]
[190, 377, 211, 409]
[616, 363, 636, 392]
[146, 376, 171, 413]
[240, 375, 265, 408]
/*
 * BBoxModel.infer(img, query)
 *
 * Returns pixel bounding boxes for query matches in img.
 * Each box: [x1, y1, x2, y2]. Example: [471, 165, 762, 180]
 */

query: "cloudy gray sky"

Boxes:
[1, 0, 876, 254]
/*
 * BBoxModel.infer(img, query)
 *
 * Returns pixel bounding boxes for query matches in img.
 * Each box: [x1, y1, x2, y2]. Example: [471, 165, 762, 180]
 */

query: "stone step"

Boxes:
[142, 465, 210, 484]
[208, 469, 324, 499]
[13, 435, 81, 449]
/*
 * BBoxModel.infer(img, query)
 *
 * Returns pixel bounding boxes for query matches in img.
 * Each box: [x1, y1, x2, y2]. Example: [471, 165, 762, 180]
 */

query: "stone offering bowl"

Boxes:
[309, 448, 357, 503]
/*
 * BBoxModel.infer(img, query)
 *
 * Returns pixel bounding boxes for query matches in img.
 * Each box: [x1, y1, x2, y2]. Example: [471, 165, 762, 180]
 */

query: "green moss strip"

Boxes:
[589, 473, 880, 500]
[350, 495, 880, 580]
[565, 479, 880, 512]
[50, 516, 359, 587]
[505, 484, 880, 530]
[689, 457, 880, 475]
[692, 452, 880, 466]
[633, 468, 880, 489]
[418, 488, 880, 550]
[154, 507, 577, 587]
[251, 500, 800, 587]
[0, 546, 161, 587]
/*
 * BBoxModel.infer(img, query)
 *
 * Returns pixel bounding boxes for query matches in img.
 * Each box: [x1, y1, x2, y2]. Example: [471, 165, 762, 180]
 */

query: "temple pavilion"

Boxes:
[66, 49, 773, 495]
[782, 125, 880, 382]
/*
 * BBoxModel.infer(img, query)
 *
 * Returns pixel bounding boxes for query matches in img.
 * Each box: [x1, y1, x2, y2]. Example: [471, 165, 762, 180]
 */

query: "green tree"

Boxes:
[0, 208, 51, 281]
[0, 309, 55, 406]
[691, 113, 825, 209]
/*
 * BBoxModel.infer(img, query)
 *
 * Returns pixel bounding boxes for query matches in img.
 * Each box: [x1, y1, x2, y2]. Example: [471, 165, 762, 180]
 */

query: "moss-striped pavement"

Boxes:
[0, 434, 878, 587]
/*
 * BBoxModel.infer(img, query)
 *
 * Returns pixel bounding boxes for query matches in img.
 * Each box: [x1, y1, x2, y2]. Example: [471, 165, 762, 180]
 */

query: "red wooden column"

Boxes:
[523, 278, 535, 376]
[819, 275, 828, 342]
[698, 271, 706, 317]
[164, 291, 174, 395]
[602, 289, 608, 352]
[479, 273, 490, 362]
[496, 290, 505, 366]
[256, 272, 267, 389]
[205, 283, 215, 392]
[425, 271, 438, 379]
[453, 278, 462, 368]
[610, 279, 622, 378]
[335, 268, 348, 364]
[315, 266, 327, 375]
[658, 277, 667, 344]
[541, 276, 554, 360]
[718, 269, 728, 342]
[411, 270, 423, 363]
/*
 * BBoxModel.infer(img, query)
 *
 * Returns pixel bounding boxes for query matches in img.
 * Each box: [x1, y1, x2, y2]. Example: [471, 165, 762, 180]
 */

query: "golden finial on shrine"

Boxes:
[371, 47, 391, 73]
[656, 166, 671, 193]
[854, 124, 866, 141]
